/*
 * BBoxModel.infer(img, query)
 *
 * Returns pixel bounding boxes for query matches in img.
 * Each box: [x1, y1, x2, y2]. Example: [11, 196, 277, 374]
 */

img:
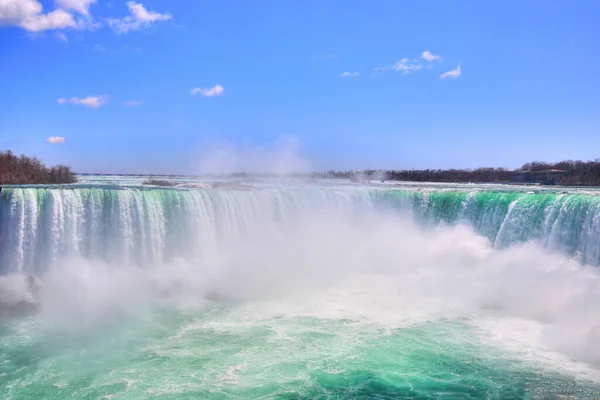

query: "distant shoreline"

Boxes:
[77, 159, 600, 187]
[3, 152, 599, 187]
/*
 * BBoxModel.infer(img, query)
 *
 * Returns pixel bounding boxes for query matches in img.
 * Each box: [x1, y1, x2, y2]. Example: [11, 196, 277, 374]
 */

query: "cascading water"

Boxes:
[3, 179, 600, 399]
[0, 186, 374, 273]
[377, 189, 600, 264]
[2, 185, 600, 272]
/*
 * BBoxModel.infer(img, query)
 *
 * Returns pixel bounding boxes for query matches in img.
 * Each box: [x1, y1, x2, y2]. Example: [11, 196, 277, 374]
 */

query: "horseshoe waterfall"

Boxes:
[2, 179, 600, 399]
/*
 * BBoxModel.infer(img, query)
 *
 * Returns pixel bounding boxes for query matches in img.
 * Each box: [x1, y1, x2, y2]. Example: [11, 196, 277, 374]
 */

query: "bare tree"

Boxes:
[0, 151, 76, 184]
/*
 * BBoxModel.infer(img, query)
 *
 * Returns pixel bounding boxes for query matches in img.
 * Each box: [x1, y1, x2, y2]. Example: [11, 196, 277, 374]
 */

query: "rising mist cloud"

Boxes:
[195, 137, 311, 176]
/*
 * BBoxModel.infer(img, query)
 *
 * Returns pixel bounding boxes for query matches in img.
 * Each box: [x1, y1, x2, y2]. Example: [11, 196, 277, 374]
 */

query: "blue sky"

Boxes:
[1, 0, 599, 174]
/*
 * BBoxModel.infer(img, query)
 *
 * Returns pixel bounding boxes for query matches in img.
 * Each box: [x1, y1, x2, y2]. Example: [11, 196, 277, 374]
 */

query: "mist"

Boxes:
[4, 203, 600, 372]
[193, 136, 311, 176]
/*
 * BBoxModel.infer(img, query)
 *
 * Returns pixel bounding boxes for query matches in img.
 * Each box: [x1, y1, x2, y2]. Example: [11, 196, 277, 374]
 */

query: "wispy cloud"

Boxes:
[107, 1, 172, 34]
[421, 51, 442, 62]
[191, 84, 225, 97]
[374, 58, 421, 75]
[392, 58, 422, 74]
[123, 100, 144, 107]
[92, 44, 106, 51]
[55, 32, 68, 42]
[340, 71, 359, 77]
[58, 95, 107, 107]
[375, 51, 453, 76]
[46, 136, 66, 144]
[440, 65, 461, 79]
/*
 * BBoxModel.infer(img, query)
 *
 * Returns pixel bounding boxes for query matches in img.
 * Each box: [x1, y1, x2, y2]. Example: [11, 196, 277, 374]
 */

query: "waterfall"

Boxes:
[376, 190, 600, 265]
[0, 186, 373, 273]
[1, 186, 600, 273]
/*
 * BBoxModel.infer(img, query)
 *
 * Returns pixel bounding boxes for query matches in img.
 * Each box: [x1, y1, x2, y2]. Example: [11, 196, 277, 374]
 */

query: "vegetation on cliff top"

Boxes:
[0, 150, 76, 185]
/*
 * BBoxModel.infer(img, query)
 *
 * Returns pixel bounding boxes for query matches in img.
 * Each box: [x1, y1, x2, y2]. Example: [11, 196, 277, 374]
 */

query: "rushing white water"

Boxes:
[0, 185, 374, 273]
[2, 183, 600, 273]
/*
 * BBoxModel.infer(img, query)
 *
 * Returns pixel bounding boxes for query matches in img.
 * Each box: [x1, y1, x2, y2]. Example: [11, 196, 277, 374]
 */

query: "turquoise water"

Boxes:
[3, 305, 600, 399]
[3, 306, 600, 399]
[2, 179, 600, 399]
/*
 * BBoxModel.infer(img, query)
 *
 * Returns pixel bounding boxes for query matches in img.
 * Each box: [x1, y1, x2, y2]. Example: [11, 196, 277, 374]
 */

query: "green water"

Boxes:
[2, 304, 600, 399]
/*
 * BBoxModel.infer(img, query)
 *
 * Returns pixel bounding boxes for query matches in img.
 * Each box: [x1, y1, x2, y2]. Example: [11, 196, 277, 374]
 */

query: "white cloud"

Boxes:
[55, 0, 95, 16]
[92, 44, 106, 51]
[107, 1, 171, 34]
[58, 95, 107, 107]
[23, 10, 75, 32]
[127, 1, 169, 22]
[191, 84, 224, 97]
[123, 100, 143, 107]
[440, 65, 461, 79]
[375, 51, 449, 76]
[0, 0, 77, 32]
[421, 51, 442, 62]
[0, 0, 99, 32]
[46, 136, 66, 144]
[55, 31, 68, 42]
[340, 71, 359, 77]
[392, 58, 422, 74]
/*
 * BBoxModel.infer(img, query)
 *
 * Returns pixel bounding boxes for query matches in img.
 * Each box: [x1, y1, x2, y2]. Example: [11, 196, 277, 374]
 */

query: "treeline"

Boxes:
[313, 159, 600, 186]
[0, 150, 76, 185]
[520, 160, 600, 185]
[313, 168, 511, 183]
